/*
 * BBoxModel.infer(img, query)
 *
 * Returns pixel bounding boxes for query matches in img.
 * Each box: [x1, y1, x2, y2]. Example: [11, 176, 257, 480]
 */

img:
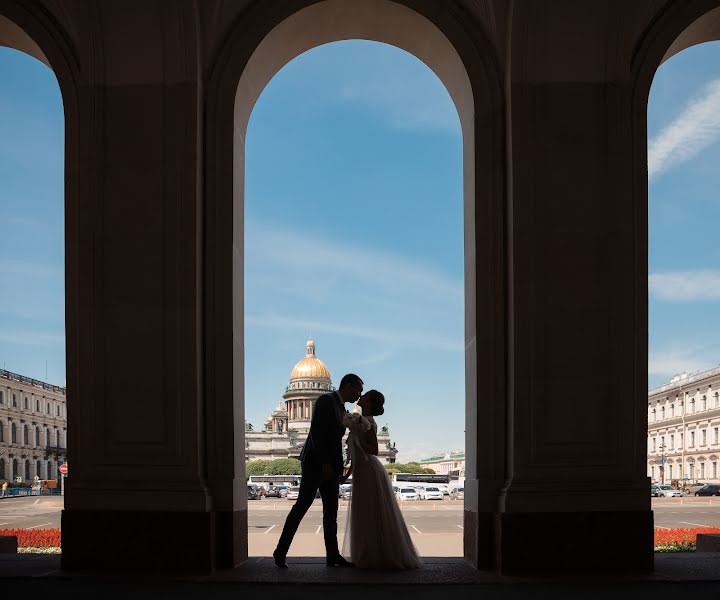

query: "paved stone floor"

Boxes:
[1, 554, 720, 598]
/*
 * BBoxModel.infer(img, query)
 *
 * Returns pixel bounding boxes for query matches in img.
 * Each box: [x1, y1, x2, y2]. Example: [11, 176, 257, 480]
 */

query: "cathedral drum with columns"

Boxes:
[245, 338, 398, 464]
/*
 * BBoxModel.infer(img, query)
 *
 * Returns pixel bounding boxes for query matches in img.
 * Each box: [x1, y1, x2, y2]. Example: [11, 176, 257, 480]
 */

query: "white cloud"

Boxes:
[648, 78, 720, 181]
[340, 79, 460, 135]
[0, 258, 61, 280]
[649, 270, 720, 301]
[355, 350, 392, 366]
[648, 345, 719, 384]
[0, 331, 64, 347]
[245, 312, 463, 353]
[245, 220, 463, 304]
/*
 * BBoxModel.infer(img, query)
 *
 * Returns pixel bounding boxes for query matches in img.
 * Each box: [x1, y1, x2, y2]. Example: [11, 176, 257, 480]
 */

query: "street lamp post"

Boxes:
[659, 443, 667, 485]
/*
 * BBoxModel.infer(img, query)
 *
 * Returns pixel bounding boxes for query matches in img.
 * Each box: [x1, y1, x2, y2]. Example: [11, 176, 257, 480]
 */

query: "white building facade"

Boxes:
[648, 368, 720, 486]
[418, 451, 465, 476]
[245, 338, 397, 465]
[0, 369, 67, 484]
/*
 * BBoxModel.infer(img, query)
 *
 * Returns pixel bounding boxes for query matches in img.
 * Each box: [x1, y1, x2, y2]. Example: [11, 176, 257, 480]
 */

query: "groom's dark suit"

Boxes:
[275, 391, 347, 559]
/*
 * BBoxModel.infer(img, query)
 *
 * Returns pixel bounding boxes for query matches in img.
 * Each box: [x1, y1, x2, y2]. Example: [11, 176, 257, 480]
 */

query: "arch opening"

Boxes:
[0, 8, 71, 517]
[205, 0, 506, 569]
[234, 0, 475, 561]
[243, 37, 465, 558]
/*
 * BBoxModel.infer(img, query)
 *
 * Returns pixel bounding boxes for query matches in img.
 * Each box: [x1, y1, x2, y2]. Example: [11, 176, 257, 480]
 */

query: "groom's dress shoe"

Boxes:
[327, 555, 354, 567]
[273, 550, 288, 569]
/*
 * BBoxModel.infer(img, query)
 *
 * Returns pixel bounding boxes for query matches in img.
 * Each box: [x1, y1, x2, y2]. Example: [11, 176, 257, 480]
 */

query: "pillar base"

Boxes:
[464, 509, 494, 570]
[214, 509, 248, 569]
[61, 508, 247, 572]
[496, 510, 654, 576]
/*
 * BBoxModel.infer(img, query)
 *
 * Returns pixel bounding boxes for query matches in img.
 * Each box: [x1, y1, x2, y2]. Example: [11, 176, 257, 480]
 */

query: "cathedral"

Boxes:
[245, 338, 398, 464]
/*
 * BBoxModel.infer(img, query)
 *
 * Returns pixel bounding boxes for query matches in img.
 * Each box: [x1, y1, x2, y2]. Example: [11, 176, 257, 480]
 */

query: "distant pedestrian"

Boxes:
[1, 481, 7, 498]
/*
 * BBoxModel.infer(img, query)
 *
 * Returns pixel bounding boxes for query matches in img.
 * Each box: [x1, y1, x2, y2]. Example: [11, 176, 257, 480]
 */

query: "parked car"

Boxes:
[422, 486, 444, 501]
[247, 485, 259, 500]
[654, 484, 683, 498]
[286, 486, 300, 500]
[695, 484, 720, 497]
[650, 485, 659, 497]
[450, 487, 464, 500]
[396, 487, 419, 501]
[340, 485, 352, 500]
[436, 484, 450, 496]
[266, 485, 290, 498]
[687, 483, 708, 496]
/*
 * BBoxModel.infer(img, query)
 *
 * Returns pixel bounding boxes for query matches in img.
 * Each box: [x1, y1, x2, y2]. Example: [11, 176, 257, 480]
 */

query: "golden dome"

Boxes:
[289, 338, 332, 381]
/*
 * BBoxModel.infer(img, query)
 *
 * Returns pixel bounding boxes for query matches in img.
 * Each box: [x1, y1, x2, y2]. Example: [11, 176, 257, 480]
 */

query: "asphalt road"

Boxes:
[249, 499, 464, 535]
[0, 496, 718, 532]
[0, 496, 63, 529]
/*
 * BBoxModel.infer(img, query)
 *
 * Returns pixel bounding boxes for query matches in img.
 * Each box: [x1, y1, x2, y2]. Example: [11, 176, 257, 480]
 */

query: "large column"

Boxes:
[498, 3, 653, 575]
[61, 2, 208, 571]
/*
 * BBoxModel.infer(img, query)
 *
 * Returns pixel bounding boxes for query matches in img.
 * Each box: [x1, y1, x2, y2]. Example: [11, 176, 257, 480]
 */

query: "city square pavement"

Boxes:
[0, 496, 719, 596]
[0, 495, 719, 547]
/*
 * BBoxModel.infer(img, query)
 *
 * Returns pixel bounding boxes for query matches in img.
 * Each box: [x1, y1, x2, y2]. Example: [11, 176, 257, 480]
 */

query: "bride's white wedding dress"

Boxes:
[342, 416, 422, 570]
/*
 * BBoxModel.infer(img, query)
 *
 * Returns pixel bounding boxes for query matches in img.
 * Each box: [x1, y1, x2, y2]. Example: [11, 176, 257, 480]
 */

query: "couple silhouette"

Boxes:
[273, 374, 421, 570]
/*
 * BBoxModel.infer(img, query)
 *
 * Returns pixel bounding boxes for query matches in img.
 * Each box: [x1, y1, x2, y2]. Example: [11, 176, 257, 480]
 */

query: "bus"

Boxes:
[248, 475, 300, 487]
[391, 473, 450, 485]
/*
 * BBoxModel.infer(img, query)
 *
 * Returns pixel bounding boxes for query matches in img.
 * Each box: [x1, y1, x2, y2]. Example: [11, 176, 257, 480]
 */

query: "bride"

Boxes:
[342, 390, 422, 570]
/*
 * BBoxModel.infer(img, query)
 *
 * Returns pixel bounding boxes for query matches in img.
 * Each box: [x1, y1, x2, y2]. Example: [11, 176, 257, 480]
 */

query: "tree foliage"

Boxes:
[384, 462, 435, 475]
[246, 458, 302, 477]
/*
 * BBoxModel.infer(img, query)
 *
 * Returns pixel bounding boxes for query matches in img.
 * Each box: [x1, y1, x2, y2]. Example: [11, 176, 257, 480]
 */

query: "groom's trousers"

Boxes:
[275, 466, 340, 558]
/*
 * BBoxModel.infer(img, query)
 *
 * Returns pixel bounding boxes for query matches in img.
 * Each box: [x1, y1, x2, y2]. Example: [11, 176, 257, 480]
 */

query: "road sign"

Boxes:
[58, 464, 68, 475]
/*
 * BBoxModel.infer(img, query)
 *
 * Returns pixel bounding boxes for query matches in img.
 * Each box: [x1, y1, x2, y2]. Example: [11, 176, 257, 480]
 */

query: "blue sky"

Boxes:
[0, 49, 64, 384]
[244, 41, 463, 461]
[648, 42, 720, 390]
[1, 39, 719, 458]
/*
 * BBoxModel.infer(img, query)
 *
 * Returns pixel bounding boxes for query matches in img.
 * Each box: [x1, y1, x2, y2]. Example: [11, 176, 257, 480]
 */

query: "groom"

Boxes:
[273, 373, 363, 568]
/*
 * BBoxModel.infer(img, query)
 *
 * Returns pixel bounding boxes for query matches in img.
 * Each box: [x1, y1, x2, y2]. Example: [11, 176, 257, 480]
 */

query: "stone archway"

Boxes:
[205, 0, 505, 570]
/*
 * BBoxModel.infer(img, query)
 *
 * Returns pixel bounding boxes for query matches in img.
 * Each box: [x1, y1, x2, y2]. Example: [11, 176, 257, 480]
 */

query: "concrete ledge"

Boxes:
[61, 509, 216, 572]
[697, 534, 720, 552]
[0, 536, 17, 553]
[497, 510, 654, 576]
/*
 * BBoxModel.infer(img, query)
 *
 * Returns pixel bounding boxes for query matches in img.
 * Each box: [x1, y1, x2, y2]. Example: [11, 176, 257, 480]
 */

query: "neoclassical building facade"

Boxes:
[648, 368, 720, 486]
[245, 338, 397, 464]
[0, 369, 67, 483]
[418, 450, 465, 476]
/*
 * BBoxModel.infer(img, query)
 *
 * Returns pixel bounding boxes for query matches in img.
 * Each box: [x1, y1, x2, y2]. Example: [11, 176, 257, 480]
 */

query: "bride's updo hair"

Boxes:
[366, 389, 385, 416]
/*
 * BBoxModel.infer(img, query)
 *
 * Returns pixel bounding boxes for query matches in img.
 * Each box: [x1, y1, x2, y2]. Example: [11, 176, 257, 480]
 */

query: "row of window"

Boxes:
[650, 427, 720, 452]
[0, 390, 64, 417]
[0, 422, 64, 447]
[650, 461, 718, 481]
[288, 381, 330, 391]
[0, 457, 58, 481]
[650, 393, 720, 421]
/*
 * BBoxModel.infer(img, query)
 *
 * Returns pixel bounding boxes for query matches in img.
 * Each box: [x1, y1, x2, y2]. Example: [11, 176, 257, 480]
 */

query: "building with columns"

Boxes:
[0, 369, 67, 484]
[245, 338, 398, 464]
[648, 368, 720, 486]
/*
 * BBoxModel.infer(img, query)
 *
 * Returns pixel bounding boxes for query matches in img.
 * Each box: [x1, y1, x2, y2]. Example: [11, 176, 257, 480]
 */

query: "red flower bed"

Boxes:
[0, 528, 61, 547]
[654, 527, 720, 548]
